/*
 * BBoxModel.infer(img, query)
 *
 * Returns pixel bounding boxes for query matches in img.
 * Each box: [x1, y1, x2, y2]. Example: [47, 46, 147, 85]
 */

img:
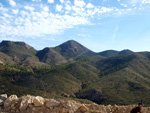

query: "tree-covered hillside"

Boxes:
[0, 40, 150, 106]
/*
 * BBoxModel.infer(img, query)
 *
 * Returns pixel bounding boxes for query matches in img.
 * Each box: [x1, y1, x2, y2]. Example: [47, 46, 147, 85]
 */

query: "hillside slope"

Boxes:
[99, 49, 133, 57]
[0, 40, 150, 106]
[0, 41, 46, 66]
[36, 48, 67, 65]
[76, 53, 150, 105]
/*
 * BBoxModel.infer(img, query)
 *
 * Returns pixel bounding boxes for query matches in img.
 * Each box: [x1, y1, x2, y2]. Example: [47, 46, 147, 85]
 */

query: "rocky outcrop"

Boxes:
[1, 94, 150, 113]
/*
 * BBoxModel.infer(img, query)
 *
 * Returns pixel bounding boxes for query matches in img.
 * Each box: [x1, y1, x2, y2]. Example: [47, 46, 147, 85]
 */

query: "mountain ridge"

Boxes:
[0, 40, 135, 55]
[0, 40, 150, 105]
[0, 40, 135, 66]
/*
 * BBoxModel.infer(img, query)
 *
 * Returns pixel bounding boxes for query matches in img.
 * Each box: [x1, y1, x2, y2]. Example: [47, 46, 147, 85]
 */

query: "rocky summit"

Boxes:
[0, 94, 150, 113]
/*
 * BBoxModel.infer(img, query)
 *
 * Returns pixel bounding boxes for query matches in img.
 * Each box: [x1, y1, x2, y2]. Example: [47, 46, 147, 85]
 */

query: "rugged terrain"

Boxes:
[1, 94, 150, 113]
[0, 40, 150, 106]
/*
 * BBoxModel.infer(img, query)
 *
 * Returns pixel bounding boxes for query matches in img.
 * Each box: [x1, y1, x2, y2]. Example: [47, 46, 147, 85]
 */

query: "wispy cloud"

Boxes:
[48, 0, 54, 4]
[59, 0, 64, 4]
[112, 25, 119, 43]
[43, 6, 49, 12]
[126, 0, 150, 5]
[24, 6, 35, 11]
[8, 0, 16, 7]
[0, 4, 8, 12]
[32, 0, 41, 2]
[74, 0, 86, 7]
[142, 0, 150, 4]
[0, 0, 149, 41]
[86, 3, 94, 8]
[77, 34, 86, 37]
[0, 8, 90, 39]
[12, 9, 19, 14]
[56, 5, 63, 12]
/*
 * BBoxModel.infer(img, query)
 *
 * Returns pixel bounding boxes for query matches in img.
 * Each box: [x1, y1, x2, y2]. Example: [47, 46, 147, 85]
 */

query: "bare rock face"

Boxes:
[1, 94, 150, 113]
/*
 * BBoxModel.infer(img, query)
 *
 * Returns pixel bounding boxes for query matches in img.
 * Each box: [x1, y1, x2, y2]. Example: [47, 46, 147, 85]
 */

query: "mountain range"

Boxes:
[0, 40, 150, 106]
[0, 40, 134, 66]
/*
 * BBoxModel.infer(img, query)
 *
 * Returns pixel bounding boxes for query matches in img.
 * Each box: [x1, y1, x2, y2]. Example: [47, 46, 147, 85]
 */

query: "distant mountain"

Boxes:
[0, 40, 36, 55]
[0, 41, 36, 61]
[0, 41, 45, 66]
[1, 40, 150, 106]
[36, 47, 67, 65]
[54, 40, 94, 60]
[99, 49, 133, 57]
[36, 40, 95, 65]
[119, 49, 133, 55]
[98, 50, 119, 57]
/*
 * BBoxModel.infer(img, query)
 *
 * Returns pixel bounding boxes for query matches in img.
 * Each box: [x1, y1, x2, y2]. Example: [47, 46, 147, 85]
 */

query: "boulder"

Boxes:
[62, 100, 80, 111]
[2, 94, 150, 113]
[33, 96, 45, 107]
[19, 95, 35, 111]
[45, 99, 60, 108]
[0, 94, 7, 101]
[58, 108, 70, 113]
[4, 95, 18, 109]
[78, 105, 89, 113]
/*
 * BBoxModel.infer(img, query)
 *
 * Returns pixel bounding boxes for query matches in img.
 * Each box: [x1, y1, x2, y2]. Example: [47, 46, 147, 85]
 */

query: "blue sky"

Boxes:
[0, 0, 150, 52]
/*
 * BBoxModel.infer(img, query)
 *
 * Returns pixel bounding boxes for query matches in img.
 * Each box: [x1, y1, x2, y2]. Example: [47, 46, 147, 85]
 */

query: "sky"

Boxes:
[0, 0, 150, 52]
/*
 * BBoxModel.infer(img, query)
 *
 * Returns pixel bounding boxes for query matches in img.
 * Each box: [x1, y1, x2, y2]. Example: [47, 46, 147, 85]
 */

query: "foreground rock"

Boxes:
[1, 94, 150, 113]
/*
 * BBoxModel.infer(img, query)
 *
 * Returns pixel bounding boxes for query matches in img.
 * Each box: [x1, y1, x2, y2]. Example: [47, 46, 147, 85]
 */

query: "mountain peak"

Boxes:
[119, 49, 133, 55]
[54, 40, 93, 59]
[56, 40, 88, 51]
[58, 40, 81, 47]
[1, 40, 14, 45]
[0, 40, 36, 59]
[66, 39, 77, 42]
[1, 40, 32, 49]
